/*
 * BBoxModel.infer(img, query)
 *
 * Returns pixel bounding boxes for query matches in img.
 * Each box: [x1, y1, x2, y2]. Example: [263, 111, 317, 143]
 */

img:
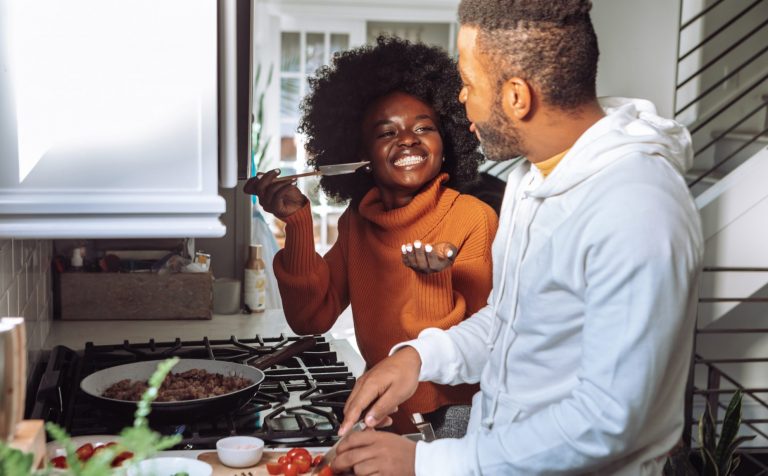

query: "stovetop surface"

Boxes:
[29, 335, 355, 449]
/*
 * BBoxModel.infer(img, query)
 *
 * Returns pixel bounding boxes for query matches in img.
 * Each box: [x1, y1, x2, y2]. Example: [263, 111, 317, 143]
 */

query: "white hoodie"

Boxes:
[395, 98, 705, 475]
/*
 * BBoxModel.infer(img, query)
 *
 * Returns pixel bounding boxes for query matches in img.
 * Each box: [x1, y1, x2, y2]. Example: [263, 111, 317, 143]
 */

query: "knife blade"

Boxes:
[272, 161, 370, 182]
[311, 420, 367, 475]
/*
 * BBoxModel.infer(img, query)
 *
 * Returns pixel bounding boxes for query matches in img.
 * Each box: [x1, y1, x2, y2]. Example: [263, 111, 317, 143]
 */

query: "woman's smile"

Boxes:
[393, 154, 427, 168]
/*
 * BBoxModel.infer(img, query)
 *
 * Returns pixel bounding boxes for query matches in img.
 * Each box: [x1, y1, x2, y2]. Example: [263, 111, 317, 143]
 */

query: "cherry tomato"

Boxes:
[278, 455, 290, 465]
[111, 451, 133, 467]
[287, 447, 311, 461]
[105, 442, 118, 447]
[283, 462, 299, 476]
[317, 466, 333, 476]
[50, 456, 68, 469]
[75, 443, 94, 461]
[293, 455, 311, 473]
[266, 462, 284, 475]
[312, 455, 324, 467]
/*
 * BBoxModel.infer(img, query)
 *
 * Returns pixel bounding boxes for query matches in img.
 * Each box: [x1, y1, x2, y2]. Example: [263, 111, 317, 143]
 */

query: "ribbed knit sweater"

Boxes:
[273, 173, 498, 431]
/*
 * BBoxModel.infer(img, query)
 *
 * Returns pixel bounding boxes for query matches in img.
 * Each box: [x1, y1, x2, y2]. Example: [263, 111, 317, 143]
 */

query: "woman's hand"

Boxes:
[401, 241, 457, 274]
[243, 169, 308, 220]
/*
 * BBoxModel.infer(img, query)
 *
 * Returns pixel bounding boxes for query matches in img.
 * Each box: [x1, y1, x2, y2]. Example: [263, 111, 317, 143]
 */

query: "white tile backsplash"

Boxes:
[0, 240, 10, 297]
[0, 238, 53, 376]
[0, 288, 8, 317]
[8, 281, 18, 316]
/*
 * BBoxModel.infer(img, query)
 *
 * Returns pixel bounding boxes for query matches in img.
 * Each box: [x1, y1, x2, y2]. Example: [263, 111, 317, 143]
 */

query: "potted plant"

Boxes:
[664, 389, 755, 476]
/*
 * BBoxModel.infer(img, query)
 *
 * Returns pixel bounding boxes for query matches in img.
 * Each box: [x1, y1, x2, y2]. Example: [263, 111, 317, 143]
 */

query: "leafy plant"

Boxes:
[664, 390, 755, 476]
[698, 390, 755, 476]
[0, 440, 35, 476]
[1, 357, 181, 476]
[250, 63, 274, 182]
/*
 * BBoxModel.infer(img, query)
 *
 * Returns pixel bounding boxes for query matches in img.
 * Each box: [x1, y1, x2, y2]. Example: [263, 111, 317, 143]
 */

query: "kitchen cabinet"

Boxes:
[0, 0, 245, 239]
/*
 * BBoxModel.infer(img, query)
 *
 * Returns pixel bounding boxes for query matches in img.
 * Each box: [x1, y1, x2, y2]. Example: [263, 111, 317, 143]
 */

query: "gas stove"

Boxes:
[28, 335, 355, 449]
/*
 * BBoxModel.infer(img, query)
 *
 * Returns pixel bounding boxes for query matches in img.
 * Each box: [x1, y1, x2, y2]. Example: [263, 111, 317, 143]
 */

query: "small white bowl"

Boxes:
[216, 436, 265, 468]
[128, 457, 212, 476]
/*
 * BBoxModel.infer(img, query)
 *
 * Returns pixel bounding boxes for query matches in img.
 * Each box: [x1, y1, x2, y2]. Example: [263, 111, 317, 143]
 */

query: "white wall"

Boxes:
[694, 147, 768, 391]
[591, 0, 681, 119]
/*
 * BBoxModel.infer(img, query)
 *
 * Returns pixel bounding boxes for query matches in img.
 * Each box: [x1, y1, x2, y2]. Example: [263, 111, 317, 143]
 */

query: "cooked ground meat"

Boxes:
[102, 368, 253, 402]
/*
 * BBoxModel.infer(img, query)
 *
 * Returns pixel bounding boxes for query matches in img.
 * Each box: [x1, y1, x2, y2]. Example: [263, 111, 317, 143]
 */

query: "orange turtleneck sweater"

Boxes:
[273, 174, 498, 431]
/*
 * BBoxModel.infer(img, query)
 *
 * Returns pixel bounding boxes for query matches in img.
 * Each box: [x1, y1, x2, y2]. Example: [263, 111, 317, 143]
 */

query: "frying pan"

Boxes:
[80, 336, 316, 422]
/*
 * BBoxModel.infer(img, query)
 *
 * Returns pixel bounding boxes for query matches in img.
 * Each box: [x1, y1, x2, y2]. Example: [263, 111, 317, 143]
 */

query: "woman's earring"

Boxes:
[363, 165, 372, 173]
[441, 156, 446, 163]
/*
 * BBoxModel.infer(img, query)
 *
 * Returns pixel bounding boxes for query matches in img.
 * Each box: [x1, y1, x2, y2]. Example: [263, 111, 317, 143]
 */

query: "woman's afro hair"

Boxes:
[298, 36, 483, 205]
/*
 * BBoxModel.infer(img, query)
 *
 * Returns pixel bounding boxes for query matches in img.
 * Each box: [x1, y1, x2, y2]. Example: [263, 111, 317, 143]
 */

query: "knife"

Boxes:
[411, 413, 436, 443]
[272, 161, 370, 182]
[311, 420, 367, 475]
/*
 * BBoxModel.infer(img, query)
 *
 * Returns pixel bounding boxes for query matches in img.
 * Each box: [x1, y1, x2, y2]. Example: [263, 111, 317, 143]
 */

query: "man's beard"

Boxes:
[475, 103, 527, 162]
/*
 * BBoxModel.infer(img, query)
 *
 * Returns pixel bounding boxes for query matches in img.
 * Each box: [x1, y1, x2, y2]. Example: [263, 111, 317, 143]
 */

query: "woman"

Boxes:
[245, 36, 497, 435]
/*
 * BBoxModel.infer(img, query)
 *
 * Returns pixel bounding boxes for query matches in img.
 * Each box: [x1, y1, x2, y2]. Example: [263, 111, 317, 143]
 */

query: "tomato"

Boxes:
[105, 442, 118, 447]
[283, 462, 299, 476]
[111, 451, 133, 467]
[266, 462, 284, 475]
[317, 466, 333, 476]
[50, 456, 68, 469]
[312, 455, 324, 467]
[287, 447, 311, 461]
[293, 455, 311, 473]
[75, 443, 94, 461]
[278, 455, 289, 465]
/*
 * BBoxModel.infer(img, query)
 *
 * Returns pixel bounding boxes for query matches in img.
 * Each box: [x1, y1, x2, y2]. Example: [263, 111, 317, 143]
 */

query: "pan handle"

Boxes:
[249, 335, 317, 370]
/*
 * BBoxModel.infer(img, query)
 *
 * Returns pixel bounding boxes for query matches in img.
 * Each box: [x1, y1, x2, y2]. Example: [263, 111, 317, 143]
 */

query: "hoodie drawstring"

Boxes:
[485, 173, 534, 350]
[482, 174, 540, 429]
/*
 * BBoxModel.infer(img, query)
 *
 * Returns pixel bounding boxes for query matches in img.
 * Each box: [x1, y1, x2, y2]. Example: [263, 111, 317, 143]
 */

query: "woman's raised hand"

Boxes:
[401, 241, 457, 274]
[244, 169, 308, 220]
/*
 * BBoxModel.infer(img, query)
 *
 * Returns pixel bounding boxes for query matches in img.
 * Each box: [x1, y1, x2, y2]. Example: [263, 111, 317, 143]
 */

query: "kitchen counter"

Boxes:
[44, 309, 365, 377]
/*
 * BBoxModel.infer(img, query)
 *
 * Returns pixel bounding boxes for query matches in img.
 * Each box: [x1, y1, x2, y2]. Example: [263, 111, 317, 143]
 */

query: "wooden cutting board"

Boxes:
[9, 420, 46, 469]
[0, 318, 26, 442]
[198, 449, 330, 476]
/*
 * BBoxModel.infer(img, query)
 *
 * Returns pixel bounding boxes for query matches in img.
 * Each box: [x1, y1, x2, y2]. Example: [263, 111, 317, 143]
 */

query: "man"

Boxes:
[333, 1, 704, 474]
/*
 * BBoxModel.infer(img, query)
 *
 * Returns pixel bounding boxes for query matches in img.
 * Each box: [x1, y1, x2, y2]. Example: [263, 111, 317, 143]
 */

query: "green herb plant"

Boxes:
[0, 440, 35, 476]
[0, 357, 182, 476]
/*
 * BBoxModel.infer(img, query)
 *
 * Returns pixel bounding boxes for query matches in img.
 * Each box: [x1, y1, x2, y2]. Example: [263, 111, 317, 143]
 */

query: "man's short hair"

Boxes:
[458, 0, 599, 110]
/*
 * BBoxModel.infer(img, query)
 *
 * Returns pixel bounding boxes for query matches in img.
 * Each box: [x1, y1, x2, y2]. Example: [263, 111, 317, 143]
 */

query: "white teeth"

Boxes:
[394, 155, 426, 167]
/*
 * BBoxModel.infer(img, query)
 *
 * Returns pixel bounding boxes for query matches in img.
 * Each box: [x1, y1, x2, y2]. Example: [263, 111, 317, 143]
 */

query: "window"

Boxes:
[367, 21, 455, 55]
[279, 31, 350, 174]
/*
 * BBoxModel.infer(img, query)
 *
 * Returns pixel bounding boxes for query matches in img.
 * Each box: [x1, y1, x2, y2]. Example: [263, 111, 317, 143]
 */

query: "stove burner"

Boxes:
[29, 334, 355, 449]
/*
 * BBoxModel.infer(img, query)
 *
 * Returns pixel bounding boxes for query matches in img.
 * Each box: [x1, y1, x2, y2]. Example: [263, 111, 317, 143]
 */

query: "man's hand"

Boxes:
[339, 347, 422, 436]
[243, 169, 307, 220]
[332, 431, 416, 476]
[401, 241, 457, 274]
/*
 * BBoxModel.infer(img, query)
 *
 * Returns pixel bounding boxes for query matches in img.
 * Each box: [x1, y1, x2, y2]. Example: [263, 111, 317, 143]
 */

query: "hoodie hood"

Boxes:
[528, 97, 693, 199]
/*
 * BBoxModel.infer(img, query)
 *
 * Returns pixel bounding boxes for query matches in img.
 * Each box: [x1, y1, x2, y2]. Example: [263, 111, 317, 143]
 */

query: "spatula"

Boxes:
[273, 161, 370, 182]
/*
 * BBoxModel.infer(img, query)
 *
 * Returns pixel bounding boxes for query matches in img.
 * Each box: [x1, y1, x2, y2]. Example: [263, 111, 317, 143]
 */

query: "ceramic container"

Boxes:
[216, 436, 265, 468]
